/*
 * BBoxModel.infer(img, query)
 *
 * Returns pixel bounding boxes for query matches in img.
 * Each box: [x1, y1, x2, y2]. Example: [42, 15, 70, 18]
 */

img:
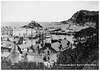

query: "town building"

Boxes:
[13, 27, 37, 37]
[39, 43, 58, 63]
[1, 26, 13, 36]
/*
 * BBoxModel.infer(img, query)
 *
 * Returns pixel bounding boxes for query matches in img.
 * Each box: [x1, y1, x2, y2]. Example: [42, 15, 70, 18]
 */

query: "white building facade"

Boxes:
[13, 28, 37, 37]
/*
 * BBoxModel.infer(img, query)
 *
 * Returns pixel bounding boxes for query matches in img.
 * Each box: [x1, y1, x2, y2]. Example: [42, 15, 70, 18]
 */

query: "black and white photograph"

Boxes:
[1, 1, 99, 70]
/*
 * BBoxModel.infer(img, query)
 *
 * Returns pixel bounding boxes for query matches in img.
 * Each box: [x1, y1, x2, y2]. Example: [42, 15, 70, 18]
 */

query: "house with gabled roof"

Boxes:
[1, 26, 13, 36]
[1, 27, 6, 35]
[38, 43, 57, 63]
[1, 41, 13, 52]
[51, 41, 61, 52]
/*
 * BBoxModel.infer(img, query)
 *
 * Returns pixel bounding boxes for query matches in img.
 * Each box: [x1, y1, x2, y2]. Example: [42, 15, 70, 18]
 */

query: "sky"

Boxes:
[1, 1, 99, 23]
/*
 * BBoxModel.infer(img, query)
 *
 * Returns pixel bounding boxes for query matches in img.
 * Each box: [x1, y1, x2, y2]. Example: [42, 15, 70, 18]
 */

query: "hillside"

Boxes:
[56, 10, 99, 69]
[61, 10, 99, 27]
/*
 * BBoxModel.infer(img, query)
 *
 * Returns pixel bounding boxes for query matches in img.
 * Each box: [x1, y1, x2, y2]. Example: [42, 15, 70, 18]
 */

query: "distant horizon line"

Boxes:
[1, 21, 61, 23]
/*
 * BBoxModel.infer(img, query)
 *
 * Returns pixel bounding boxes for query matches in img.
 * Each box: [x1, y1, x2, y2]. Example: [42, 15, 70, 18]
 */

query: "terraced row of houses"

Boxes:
[1, 27, 40, 37]
[1, 26, 13, 36]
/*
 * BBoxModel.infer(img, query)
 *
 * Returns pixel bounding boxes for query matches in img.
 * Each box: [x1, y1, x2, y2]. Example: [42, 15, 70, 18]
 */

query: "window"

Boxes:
[9, 44, 11, 46]
[47, 51, 50, 55]
[48, 57, 49, 60]
[1, 43, 3, 45]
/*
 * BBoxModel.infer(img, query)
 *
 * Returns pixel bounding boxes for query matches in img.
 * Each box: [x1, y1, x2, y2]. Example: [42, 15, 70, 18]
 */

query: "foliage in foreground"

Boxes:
[57, 25, 99, 70]
[1, 60, 45, 70]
